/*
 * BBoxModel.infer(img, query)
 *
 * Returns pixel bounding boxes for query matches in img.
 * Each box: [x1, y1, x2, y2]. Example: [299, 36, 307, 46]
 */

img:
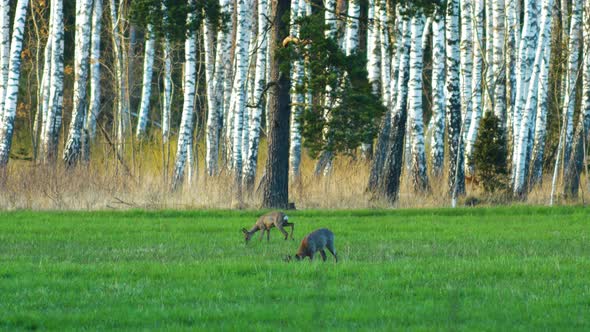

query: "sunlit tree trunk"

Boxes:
[63, 0, 94, 167]
[511, 0, 538, 182]
[445, 0, 465, 200]
[380, 15, 410, 203]
[483, 0, 494, 115]
[288, 0, 304, 177]
[207, 0, 232, 174]
[243, 0, 269, 188]
[408, 13, 428, 192]
[459, 0, 473, 140]
[464, 0, 483, 176]
[368, 3, 398, 192]
[109, 0, 130, 154]
[135, 25, 155, 138]
[204, 12, 217, 175]
[513, 0, 554, 196]
[562, 0, 583, 173]
[0, 0, 30, 166]
[38, 1, 52, 145]
[86, 0, 102, 140]
[230, 0, 253, 182]
[430, 9, 445, 178]
[563, 0, 587, 197]
[40, 0, 63, 163]
[492, 0, 506, 125]
[172, 4, 197, 190]
[0, 0, 11, 117]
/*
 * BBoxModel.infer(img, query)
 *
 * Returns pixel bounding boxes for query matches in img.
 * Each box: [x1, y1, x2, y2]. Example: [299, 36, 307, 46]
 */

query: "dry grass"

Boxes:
[0, 137, 587, 210]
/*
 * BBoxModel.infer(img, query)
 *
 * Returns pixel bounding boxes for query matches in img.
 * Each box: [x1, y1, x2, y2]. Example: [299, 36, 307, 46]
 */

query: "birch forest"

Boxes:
[0, 0, 589, 209]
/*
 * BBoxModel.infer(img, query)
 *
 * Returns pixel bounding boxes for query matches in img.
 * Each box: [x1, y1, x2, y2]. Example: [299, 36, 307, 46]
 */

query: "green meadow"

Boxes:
[1, 207, 589, 330]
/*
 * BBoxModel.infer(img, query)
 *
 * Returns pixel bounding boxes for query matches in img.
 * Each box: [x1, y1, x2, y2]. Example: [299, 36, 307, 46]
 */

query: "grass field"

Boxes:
[1, 207, 589, 330]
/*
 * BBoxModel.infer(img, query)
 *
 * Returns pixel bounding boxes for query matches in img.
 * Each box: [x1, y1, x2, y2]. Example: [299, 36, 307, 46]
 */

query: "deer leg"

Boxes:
[284, 222, 294, 239]
[276, 223, 289, 240]
[267, 228, 270, 242]
[327, 245, 338, 263]
[320, 250, 327, 261]
[259, 229, 265, 241]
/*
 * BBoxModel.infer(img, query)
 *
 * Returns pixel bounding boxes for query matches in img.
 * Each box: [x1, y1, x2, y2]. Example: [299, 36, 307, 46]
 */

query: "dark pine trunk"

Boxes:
[262, 0, 291, 209]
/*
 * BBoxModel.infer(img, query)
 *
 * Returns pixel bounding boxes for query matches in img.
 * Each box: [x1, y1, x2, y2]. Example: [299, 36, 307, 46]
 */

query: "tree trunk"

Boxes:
[40, 0, 63, 164]
[464, 0, 484, 176]
[513, 0, 555, 196]
[135, 25, 155, 138]
[563, 0, 589, 197]
[430, 9, 445, 178]
[0, 0, 9, 114]
[207, 0, 233, 175]
[492, 0, 506, 125]
[171, 4, 197, 190]
[460, 0, 473, 140]
[109, 0, 130, 155]
[380, 15, 410, 203]
[511, 0, 539, 184]
[262, 0, 291, 209]
[0, 0, 29, 166]
[288, 0, 304, 178]
[445, 0, 465, 198]
[230, 0, 253, 183]
[562, 0, 583, 173]
[63, 0, 94, 167]
[408, 14, 428, 192]
[86, 0, 102, 140]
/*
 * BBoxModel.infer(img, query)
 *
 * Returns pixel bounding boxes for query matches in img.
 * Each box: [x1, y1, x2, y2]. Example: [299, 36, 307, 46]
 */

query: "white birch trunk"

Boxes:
[162, 37, 172, 143]
[464, 0, 484, 176]
[562, 0, 583, 172]
[513, 0, 554, 196]
[63, 0, 94, 167]
[483, 0, 494, 115]
[38, 1, 53, 142]
[230, 0, 253, 176]
[109, 0, 130, 153]
[430, 9, 445, 177]
[506, 0, 518, 137]
[0, 0, 29, 166]
[583, 0, 590, 139]
[492, 0, 506, 125]
[0, 0, 11, 116]
[40, 0, 64, 163]
[172, 6, 197, 189]
[460, 0, 473, 138]
[378, 0, 391, 108]
[203, 14, 217, 174]
[446, 0, 465, 198]
[366, 0, 380, 96]
[135, 25, 155, 138]
[408, 14, 428, 191]
[511, 0, 539, 180]
[160, 2, 172, 143]
[207, 0, 232, 175]
[529, 36, 553, 187]
[86, 0, 102, 140]
[288, 0, 304, 176]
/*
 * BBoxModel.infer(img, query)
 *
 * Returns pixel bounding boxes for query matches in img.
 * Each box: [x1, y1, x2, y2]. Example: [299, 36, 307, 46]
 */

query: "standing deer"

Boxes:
[287, 228, 338, 262]
[242, 211, 294, 243]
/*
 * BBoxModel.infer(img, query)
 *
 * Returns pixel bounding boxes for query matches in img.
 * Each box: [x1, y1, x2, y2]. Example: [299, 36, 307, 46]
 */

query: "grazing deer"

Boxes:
[242, 211, 294, 243]
[287, 228, 337, 262]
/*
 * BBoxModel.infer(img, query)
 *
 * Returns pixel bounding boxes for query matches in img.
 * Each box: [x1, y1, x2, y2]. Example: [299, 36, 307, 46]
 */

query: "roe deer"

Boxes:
[242, 211, 294, 243]
[288, 228, 337, 262]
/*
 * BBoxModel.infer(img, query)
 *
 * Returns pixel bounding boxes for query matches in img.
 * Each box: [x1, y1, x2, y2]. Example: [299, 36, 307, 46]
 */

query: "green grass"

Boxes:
[1, 207, 589, 331]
